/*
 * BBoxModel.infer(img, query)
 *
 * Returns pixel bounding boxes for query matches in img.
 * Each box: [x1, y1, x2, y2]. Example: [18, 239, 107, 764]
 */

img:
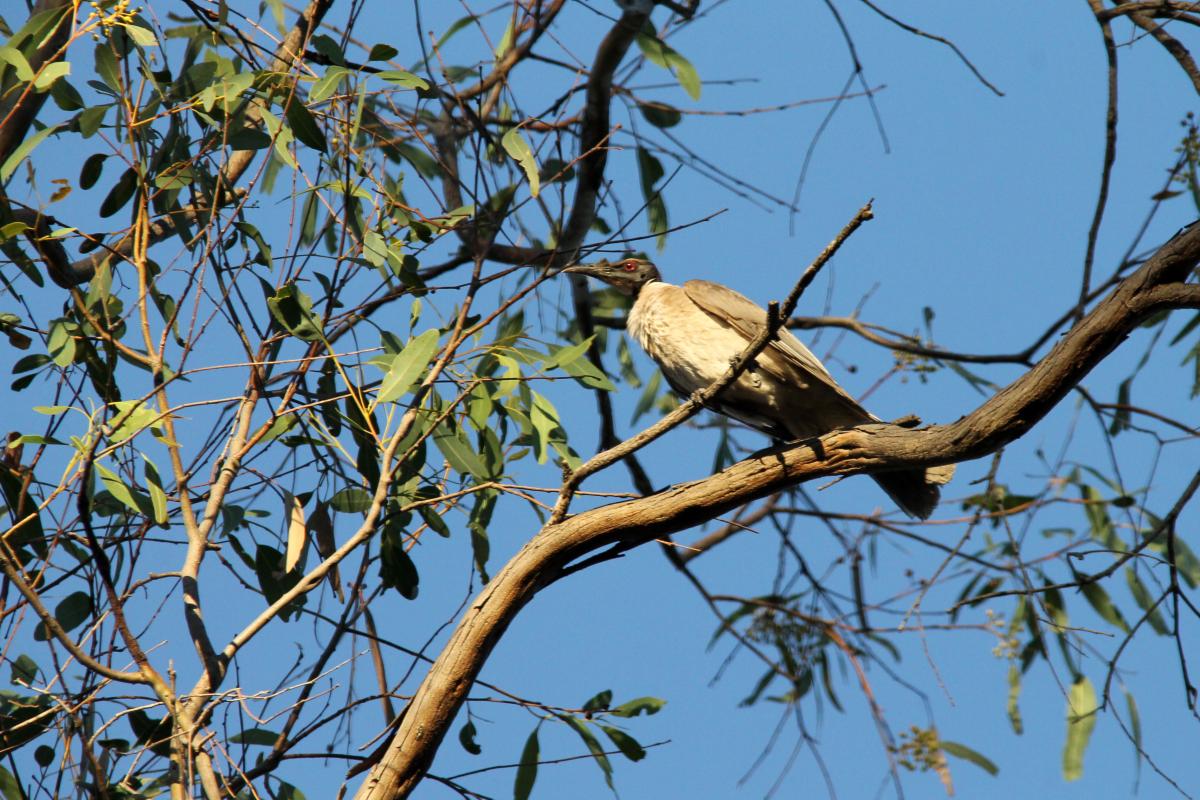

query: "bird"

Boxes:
[562, 256, 954, 519]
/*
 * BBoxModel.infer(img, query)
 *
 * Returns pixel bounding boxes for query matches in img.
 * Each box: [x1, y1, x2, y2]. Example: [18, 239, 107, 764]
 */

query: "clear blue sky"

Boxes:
[7, 1, 1200, 799]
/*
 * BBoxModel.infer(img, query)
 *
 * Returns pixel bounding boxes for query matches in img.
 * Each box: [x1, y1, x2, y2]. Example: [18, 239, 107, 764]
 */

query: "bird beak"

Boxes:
[560, 261, 607, 277]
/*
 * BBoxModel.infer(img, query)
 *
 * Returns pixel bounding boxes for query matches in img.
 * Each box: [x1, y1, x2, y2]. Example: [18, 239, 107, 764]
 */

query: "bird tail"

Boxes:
[872, 464, 956, 520]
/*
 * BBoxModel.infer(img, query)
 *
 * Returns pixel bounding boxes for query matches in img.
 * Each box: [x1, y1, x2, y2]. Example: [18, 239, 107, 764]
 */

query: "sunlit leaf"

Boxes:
[142, 455, 169, 527]
[377, 70, 429, 90]
[284, 492, 307, 573]
[2, 123, 62, 182]
[636, 30, 701, 100]
[501, 127, 540, 198]
[95, 462, 148, 517]
[122, 24, 157, 47]
[32, 60, 69, 91]
[1062, 676, 1097, 781]
[376, 329, 441, 405]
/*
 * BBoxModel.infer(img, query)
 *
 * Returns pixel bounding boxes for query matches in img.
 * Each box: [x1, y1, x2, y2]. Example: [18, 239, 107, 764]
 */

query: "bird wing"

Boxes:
[682, 279, 871, 419]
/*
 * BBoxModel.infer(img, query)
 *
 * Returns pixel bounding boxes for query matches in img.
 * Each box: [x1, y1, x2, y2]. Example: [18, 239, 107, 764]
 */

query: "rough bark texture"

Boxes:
[354, 224, 1200, 798]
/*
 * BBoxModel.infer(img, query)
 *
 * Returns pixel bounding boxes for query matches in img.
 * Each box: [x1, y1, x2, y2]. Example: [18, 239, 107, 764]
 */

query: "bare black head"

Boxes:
[561, 257, 661, 296]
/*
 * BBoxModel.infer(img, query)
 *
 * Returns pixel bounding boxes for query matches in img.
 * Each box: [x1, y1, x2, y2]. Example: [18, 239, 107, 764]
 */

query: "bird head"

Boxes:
[561, 257, 661, 295]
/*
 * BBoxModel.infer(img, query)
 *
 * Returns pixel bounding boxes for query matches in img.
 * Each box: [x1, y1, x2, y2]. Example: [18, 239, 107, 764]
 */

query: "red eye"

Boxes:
[623, 260, 638, 271]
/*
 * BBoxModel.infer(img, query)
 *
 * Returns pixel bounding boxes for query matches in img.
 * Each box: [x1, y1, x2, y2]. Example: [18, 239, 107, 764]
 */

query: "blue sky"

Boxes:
[5, 1, 1200, 799]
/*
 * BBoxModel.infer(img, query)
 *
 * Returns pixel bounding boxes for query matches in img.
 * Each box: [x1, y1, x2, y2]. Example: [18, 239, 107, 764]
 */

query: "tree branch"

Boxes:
[353, 219, 1200, 798]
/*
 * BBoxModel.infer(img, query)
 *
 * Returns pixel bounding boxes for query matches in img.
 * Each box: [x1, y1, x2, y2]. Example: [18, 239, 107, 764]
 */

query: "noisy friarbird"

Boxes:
[564, 257, 953, 518]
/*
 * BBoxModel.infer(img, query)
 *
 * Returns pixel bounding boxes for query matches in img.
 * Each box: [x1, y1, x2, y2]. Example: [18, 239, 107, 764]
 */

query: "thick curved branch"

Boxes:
[354, 220, 1200, 799]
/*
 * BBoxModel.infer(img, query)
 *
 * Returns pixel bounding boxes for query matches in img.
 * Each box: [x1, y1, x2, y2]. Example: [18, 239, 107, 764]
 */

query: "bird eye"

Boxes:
[623, 260, 638, 271]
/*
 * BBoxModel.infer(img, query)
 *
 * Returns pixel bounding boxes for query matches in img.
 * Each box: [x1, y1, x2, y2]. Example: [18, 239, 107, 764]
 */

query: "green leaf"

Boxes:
[52, 591, 93, 636]
[1079, 581, 1129, 633]
[468, 489, 496, 582]
[77, 105, 107, 138]
[434, 421, 489, 480]
[632, 370, 662, 424]
[546, 339, 615, 392]
[582, 690, 612, 712]
[0, 221, 28, 243]
[261, 413, 298, 443]
[236, 220, 273, 266]
[636, 31, 701, 100]
[127, 710, 172, 757]
[368, 43, 398, 61]
[0, 46, 33, 81]
[310, 34, 345, 65]
[494, 16, 515, 59]
[599, 725, 646, 762]
[636, 147, 669, 249]
[458, 720, 482, 755]
[330, 487, 371, 514]
[49, 75, 84, 109]
[514, 728, 539, 800]
[940, 740, 999, 776]
[310, 65, 348, 104]
[267, 284, 324, 341]
[609, 696, 665, 718]
[1125, 688, 1141, 776]
[1, 123, 61, 182]
[230, 728, 279, 746]
[107, 399, 162, 443]
[1062, 676, 1098, 782]
[0, 764, 19, 800]
[501, 127, 540, 198]
[141, 455, 169, 527]
[95, 462, 149, 517]
[79, 152, 107, 189]
[1124, 567, 1168, 634]
[285, 97, 327, 152]
[418, 505, 451, 538]
[253, 545, 306, 620]
[376, 329, 441, 405]
[122, 24, 157, 47]
[377, 70, 429, 90]
[1080, 485, 1122, 551]
[379, 518, 419, 599]
[638, 100, 682, 129]
[259, 107, 297, 168]
[562, 716, 613, 788]
[528, 391, 561, 464]
[1108, 377, 1132, 436]
[1167, 534, 1200, 588]
[32, 60, 69, 92]
[93, 40, 121, 93]
[98, 166, 138, 218]
[9, 654, 37, 685]
[1006, 664, 1023, 734]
